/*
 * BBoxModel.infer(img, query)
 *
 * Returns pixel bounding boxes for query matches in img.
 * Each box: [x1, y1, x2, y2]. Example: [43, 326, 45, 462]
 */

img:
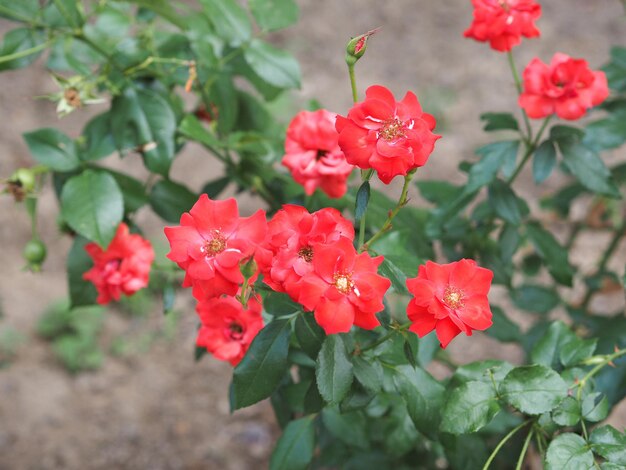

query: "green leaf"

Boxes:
[584, 117, 626, 151]
[0, 28, 46, 70]
[105, 169, 148, 213]
[232, 318, 291, 409]
[394, 365, 445, 437]
[545, 433, 594, 470]
[67, 236, 98, 308]
[416, 180, 461, 206]
[149, 179, 198, 223]
[440, 381, 500, 435]
[590, 425, 626, 465]
[582, 392, 609, 422]
[465, 140, 520, 194]
[551, 396, 581, 426]
[550, 125, 585, 146]
[526, 222, 574, 286]
[123, 0, 186, 29]
[560, 338, 597, 368]
[500, 364, 568, 415]
[451, 360, 514, 386]
[354, 181, 370, 226]
[531, 321, 576, 369]
[263, 291, 300, 317]
[82, 112, 116, 161]
[487, 306, 522, 343]
[378, 258, 410, 295]
[200, 0, 251, 46]
[244, 39, 301, 90]
[178, 114, 223, 149]
[480, 112, 519, 132]
[321, 406, 368, 449]
[604, 46, 626, 92]
[352, 356, 383, 393]
[249, 0, 299, 31]
[110, 87, 177, 177]
[512, 284, 560, 314]
[61, 170, 124, 247]
[269, 416, 315, 470]
[201, 177, 230, 199]
[294, 313, 325, 359]
[316, 335, 353, 404]
[533, 140, 557, 184]
[0, 0, 39, 21]
[23, 128, 80, 172]
[558, 141, 620, 198]
[488, 179, 523, 225]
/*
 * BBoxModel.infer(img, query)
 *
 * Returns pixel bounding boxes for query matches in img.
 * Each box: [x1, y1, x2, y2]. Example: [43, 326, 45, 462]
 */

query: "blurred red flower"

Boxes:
[519, 53, 609, 120]
[263, 205, 354, 299]
[83, 223, 154, 305]
[406, 259, 493, 348]
[164, 195, 268, 300]
[464, 0, 541, 52]
[282, 109, 354, 198]
[196, 295, 264, 366]
[296, 238, 390, 334]
[335, 85, 440, 184]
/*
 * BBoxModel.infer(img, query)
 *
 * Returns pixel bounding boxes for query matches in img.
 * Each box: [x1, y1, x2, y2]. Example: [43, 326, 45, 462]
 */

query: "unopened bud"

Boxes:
[346, 27, 381, 65]
[239, 256, 258, 280]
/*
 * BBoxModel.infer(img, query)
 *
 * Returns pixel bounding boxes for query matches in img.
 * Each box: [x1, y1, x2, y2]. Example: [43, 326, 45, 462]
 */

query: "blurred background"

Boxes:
[0, 1, 625, 468]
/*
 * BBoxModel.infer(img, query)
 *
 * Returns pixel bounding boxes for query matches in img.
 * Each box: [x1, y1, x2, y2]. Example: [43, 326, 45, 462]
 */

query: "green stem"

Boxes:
[507, 50, 533, 143]
[362, 170, 416, 251]
[348, 63, 359, 104]
[576, 347, 626, 401]
[359, 322, 411, 353]
[506, 115, 552, 185]
[482, 420, 531, 470]
[515, 428, 534, 470]
[0, 40, 52, 64]
[580, 222, 626, 308]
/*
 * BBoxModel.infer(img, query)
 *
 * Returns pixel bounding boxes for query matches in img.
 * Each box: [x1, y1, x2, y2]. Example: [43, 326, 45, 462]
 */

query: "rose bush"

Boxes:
[1, 1, 626, 469]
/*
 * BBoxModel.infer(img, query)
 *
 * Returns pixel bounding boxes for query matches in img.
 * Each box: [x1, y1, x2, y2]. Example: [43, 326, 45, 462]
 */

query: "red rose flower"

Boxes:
[196, 295, 264, 366]
[519, 53, 609, 120]
[296, 238, 391, 334]
[282, 109, 354, 198]
[335, 85, 440, 184]
[464, 0, 541, 52]
[406, 259, 493, 348]
[83, 223, 154, 305]
[164, 195, 268, 299]
[263, 205, 354, 299]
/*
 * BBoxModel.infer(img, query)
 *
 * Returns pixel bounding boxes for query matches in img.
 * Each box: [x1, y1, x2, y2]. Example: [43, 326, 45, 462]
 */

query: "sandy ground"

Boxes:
[0, 1, 625, 469]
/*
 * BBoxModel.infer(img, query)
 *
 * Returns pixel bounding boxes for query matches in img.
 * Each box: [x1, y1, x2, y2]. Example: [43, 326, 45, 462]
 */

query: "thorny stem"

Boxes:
[507, 115, 552, 185]
[575, 347, 626, 401]
[580, 221, 626, 308]
[482, 420, 532, 470]
[362, 169, 416, 251]
[358, 322, 411, 353]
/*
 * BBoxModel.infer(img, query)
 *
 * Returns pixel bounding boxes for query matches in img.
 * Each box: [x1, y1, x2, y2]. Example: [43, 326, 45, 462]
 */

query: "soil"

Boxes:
[0, 1, 625, 469]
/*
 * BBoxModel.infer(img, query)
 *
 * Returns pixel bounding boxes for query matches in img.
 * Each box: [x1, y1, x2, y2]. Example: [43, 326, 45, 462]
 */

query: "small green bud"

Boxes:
[23, 238, 47, 271]
[239, 256, 258, 280]
[345, 27, 381, 65]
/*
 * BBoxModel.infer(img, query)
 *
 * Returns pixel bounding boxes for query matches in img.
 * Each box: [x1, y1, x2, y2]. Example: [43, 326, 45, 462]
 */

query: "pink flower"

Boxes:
[519, 53, 609, 120]
[464, 0, 541, 52]
[83, 223, 154, 305]
[196, 295, 264, 366]
[406, 260, 493, 348]
[282, 109, 354, 198]
[335, 85, 440, 184]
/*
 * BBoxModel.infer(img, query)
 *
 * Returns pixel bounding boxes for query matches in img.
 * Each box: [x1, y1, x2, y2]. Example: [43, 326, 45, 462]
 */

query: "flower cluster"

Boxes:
[83, 223, 154, 305]
[164, 195, 268, 365]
